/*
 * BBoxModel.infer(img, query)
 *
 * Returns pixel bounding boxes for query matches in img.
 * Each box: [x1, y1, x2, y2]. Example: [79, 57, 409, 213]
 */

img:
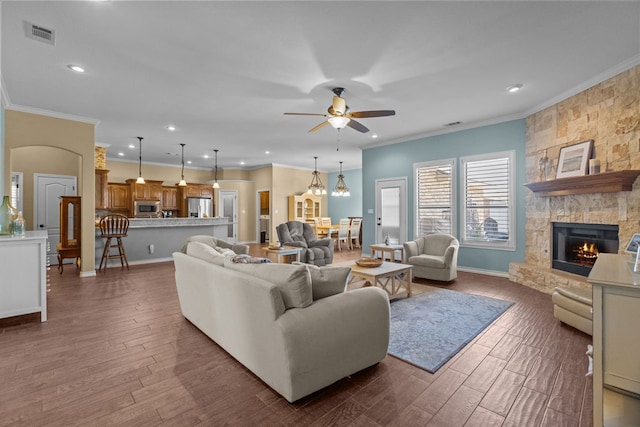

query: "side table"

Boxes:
[262, 246, 302, 264]
[370, 243, 404, 263]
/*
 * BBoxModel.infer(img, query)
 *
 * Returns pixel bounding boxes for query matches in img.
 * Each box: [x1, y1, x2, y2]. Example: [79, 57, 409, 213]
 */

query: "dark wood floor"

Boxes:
[0, 244, 593, 426]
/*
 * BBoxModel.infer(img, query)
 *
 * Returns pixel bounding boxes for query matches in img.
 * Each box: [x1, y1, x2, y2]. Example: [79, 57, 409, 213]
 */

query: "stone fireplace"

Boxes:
[509, 65, 640, 294]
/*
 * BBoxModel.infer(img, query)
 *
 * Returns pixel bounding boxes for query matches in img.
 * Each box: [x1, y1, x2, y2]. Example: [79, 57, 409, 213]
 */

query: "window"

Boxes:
[461, 151, 515, 250]
[414, 159, 455, 237]
[11, 172, 23, 213]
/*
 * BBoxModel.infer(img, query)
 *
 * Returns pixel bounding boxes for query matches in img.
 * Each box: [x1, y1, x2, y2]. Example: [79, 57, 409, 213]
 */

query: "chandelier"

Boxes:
[212, 149, 220, 189]
[135, 136, 145, 184]
[178, 143, 187, 186]
[331, 161, 350, 197]
[307, 156, 327, 195]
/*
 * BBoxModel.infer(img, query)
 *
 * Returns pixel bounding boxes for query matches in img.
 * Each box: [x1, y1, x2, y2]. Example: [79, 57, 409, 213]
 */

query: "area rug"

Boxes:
[388, 286, 513, 373]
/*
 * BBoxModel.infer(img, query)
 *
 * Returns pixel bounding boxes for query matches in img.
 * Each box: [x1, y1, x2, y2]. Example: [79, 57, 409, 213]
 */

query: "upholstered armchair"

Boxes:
[276, 221, 334, 266]
[403, 233, 459, 282]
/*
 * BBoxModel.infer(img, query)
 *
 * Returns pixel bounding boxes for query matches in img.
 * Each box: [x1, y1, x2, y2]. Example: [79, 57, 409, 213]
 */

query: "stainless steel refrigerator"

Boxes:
[187, 197, 213, 218]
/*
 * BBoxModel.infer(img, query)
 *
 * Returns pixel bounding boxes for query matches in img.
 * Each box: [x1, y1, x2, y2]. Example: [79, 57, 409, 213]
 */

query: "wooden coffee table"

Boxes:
[346, 261, 412, 299]
[262, 246, 302, 264]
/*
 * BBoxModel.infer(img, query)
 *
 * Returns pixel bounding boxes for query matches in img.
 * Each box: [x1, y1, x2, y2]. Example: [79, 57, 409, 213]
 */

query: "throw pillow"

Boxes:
[294, 262, 351, 300]
[214, 247, 236, 257]
[230, 255, 272, 264]
[223, 260, 312, 309]
[186, 241, 225, 266]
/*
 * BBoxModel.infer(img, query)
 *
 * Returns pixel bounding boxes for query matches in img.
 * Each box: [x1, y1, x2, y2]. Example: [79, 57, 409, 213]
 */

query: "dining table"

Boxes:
[314, 224, 339, 239]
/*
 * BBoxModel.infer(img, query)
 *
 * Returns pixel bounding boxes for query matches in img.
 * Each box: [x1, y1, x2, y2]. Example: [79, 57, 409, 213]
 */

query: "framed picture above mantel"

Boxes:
[556, 140, 593, 179]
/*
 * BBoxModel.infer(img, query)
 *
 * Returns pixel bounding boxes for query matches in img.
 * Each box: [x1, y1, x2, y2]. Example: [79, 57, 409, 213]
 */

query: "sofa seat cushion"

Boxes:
[224, 261, 313, 309]
[186, 241, 226, 266]
[408, 254, 446, 269]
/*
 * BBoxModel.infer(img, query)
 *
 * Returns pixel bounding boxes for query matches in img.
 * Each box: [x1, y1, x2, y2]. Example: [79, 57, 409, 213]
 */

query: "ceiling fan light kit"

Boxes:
[284, 87, 395, 134]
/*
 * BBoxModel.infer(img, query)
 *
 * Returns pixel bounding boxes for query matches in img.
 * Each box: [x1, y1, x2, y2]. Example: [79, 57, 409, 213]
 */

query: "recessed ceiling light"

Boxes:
[204, 154, 210, 159]
[371, 134, 378, 139]
[67, 64, 85, 73]
[128, 144, 135, 149]
[240, 161, 245, 165]
[265, 150, 270, 154]
[118, 152, 124, 156]
[187, 160, 192, 164]
[506, 84, 523, 93]
[166, 125, 176, 131]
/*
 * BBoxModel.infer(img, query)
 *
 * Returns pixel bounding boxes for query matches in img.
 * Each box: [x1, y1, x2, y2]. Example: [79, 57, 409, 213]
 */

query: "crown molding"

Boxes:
[5, 103, 101, 126]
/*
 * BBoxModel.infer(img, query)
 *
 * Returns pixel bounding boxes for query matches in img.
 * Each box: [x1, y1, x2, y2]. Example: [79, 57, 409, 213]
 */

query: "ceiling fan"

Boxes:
[284, 87, 395, 134]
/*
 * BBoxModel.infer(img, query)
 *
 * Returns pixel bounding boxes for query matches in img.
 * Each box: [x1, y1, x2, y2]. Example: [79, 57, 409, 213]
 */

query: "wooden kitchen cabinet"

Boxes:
[162, 186, 178, 210]
[108, 184, 129, 211]
[125, 179, 163, 200]
[185, 184, 212, 198]
[95, 169, 109, 209]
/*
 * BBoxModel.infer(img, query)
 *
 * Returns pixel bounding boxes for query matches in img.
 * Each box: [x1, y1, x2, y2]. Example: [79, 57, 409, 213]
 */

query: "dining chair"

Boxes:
[349, 217, 362, 249]
[335, 218, 352, 251]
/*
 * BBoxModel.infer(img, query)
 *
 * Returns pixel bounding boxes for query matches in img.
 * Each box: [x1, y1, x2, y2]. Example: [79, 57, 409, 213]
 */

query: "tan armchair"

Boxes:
[403, 234, 459, 282]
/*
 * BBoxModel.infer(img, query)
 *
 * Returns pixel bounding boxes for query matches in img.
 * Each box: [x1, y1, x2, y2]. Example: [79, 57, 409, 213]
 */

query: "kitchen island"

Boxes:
[95, 217, 233, 267]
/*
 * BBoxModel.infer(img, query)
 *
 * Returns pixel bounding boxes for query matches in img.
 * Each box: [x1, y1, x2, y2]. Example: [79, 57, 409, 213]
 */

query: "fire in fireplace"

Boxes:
[552, 222, 619, 276]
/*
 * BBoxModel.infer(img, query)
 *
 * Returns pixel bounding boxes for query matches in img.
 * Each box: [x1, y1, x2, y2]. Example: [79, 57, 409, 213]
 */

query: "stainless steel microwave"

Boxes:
[134, 200, 161, 218]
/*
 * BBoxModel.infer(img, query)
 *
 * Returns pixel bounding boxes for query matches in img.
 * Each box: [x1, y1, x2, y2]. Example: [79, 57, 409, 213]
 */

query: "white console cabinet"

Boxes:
[0, 231, 48, 322]
[588, 253, 640, 427]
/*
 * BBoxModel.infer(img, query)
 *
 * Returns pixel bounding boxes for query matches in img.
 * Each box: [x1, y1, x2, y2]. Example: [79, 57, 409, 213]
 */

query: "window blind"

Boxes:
[416, 160, 454, 235]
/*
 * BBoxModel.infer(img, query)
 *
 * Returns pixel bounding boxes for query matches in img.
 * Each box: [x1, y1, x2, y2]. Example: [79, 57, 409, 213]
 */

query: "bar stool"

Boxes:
[99, 214, 130, 272]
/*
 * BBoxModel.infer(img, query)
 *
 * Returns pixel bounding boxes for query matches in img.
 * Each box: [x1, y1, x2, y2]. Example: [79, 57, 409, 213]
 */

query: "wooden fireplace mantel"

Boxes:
[524, 170, 640, 197]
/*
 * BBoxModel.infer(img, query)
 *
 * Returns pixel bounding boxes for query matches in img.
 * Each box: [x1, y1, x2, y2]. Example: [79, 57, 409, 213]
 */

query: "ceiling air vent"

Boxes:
[25, 21, 56, 46]
[445, 121, 462, 127]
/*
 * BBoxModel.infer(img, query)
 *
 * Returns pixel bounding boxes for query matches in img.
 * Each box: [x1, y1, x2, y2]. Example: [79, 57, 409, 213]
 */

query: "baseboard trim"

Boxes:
[457, 266, 509, 278]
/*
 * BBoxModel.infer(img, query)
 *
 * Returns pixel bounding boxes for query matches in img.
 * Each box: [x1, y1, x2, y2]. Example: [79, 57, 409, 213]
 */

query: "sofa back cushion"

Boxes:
[295, 263, 351, 300]
[186, 241, 226, 266]
[224, 261, 313, 309]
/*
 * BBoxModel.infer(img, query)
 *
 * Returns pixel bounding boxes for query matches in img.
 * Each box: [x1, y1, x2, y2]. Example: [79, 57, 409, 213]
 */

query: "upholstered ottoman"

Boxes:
[552, 286, 593, 336]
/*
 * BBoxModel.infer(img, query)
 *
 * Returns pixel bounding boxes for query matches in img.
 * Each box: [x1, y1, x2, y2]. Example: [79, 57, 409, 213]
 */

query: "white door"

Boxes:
[375, 178, 407, 245]
[218, 190, 238, 243]
[35, 174, 77, 265]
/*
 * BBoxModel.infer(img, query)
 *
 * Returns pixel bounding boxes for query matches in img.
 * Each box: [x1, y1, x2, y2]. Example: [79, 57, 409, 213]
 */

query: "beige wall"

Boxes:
[4, 110, 96, 274]
[106, 160, 214, 185]
[12, 146, 81, 230]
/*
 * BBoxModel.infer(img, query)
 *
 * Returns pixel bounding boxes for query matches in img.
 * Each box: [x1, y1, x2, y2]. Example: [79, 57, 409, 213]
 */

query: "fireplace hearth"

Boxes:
[552, 222, 619, 276]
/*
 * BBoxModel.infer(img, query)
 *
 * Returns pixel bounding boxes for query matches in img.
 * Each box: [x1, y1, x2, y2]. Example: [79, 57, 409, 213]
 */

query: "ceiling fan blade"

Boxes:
[308, 120, 330, 133]
[347, 119, 369, 133]
[349, 110, 396, 118]
[284, 112, 328, 117]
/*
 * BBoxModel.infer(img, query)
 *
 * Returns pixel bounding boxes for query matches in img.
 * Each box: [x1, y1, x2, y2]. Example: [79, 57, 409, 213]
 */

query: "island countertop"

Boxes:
[127, 217, 231, 229]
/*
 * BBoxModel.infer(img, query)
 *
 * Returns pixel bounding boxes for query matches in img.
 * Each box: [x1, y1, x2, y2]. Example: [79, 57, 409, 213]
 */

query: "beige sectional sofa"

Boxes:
[172, 242, 390, 402]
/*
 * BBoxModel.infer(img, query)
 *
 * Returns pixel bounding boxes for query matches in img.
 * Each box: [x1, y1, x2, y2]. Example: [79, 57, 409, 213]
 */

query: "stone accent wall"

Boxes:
[510, 65, 640, 294]
[95, 146, 107, 169]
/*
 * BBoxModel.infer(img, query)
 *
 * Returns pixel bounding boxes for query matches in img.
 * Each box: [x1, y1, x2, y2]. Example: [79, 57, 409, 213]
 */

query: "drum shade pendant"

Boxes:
[331, 161, 350, 197]
[178, 143, 187, 186]
[307, 156, 327, 195]
[212, 149, 220, 189]
[136, 137, 145, 184]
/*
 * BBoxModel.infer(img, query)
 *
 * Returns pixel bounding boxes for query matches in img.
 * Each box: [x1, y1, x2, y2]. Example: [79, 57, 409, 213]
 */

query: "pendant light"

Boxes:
[178, 143, 187, 186]
[135, 136, 145, 184]
[331, 161, 350, 197]
[212, 149, 220, 189]
[307, 156, 327, 195]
